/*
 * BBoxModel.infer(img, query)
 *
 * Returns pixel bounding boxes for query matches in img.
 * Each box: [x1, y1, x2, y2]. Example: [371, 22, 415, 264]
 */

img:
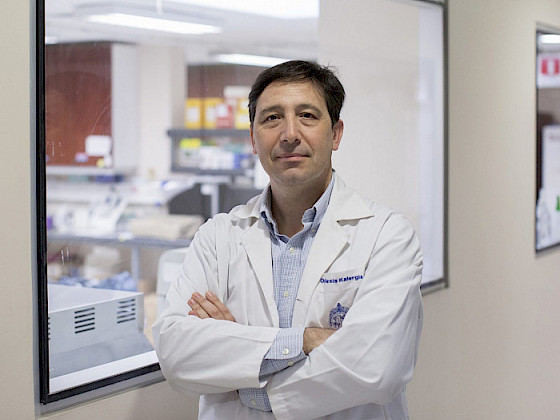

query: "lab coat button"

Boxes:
[282, 348, 290, 355]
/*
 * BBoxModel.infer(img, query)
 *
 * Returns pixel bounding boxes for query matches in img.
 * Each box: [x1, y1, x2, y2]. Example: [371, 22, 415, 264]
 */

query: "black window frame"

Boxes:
[36, 0, 162, 408]
[35, 0, 448, 409]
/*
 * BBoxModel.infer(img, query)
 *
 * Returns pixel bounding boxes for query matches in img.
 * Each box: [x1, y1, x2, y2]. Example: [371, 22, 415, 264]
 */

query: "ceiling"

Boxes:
[45, 0, 320, 64]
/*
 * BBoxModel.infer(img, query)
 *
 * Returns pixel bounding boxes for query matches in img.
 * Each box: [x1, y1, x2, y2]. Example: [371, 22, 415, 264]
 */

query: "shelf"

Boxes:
[46, 165, 134, 177]
[169, 166, 250, 176]
[48, 231, 192, 249]
[167, 128, 251, 139]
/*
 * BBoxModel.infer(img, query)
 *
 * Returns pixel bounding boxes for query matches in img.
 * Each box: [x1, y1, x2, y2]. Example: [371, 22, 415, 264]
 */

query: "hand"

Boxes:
[303, 327, 336, 354]
[188, 291, 235, 322]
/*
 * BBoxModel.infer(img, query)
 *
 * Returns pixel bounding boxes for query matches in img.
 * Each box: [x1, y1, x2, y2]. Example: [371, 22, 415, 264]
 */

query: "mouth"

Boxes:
[277, 153, 308, 161]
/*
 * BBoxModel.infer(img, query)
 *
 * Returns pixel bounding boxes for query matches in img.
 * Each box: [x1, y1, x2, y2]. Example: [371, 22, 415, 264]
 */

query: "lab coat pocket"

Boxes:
[318, 268, 364, 329]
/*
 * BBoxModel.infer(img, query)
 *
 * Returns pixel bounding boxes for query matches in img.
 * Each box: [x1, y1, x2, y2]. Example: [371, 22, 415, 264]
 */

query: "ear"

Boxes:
[250, 126, 258, 155]
[331, 119, 344, 151]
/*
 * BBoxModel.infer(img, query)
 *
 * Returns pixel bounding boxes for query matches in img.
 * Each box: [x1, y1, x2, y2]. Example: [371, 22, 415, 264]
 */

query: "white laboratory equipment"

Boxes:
[156, 247, 189, 315]
[48, 283, 152, 379]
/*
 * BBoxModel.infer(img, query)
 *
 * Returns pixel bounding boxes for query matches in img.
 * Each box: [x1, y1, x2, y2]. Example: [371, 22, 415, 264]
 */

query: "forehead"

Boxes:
[256, 80, 327, 111]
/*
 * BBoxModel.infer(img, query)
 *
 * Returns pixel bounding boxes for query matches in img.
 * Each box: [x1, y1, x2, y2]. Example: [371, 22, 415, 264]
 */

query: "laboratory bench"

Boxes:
[47, 231, 191, 284]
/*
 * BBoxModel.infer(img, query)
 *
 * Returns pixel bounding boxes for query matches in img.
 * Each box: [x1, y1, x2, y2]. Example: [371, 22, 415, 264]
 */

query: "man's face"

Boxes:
[250, 80, 343, 192]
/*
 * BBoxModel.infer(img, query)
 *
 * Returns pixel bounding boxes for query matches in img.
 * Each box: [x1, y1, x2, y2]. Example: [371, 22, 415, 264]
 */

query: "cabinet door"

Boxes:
[46, 42, 112, 167]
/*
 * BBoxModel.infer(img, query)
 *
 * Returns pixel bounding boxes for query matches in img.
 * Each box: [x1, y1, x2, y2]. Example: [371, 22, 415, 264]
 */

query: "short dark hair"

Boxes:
[248, 60, 345, 127]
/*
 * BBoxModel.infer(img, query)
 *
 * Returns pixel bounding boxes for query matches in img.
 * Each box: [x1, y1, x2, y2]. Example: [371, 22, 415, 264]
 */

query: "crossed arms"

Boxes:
[188, 291, 335, 355]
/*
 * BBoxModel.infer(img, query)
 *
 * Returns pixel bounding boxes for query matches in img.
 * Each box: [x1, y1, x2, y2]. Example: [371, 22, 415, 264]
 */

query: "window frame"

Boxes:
[35, 0, 448, 410]
[420, 0, 449, 294]
[35, 0, 163, 409]
[535, 25, 560, 254]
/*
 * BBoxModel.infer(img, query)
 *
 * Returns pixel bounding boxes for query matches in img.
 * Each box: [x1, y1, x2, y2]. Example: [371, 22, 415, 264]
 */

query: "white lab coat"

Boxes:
[153, 174, 423, 420]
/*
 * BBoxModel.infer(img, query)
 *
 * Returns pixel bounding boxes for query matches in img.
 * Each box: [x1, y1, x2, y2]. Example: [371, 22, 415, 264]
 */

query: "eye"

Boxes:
[264, 114, 280, 122]
[300, 112, 316, 119]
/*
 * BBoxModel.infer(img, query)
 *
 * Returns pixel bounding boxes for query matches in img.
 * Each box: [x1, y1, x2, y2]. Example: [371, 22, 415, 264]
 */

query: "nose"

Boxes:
[281, 115, 300, 144]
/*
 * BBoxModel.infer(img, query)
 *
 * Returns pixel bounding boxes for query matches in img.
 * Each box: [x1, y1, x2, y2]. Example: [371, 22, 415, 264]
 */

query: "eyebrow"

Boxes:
[258, 103, 324, 117]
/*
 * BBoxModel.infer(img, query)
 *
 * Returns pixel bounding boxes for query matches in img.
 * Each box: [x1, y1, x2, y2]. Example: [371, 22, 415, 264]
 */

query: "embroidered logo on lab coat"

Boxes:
[329, 302, 349, 329]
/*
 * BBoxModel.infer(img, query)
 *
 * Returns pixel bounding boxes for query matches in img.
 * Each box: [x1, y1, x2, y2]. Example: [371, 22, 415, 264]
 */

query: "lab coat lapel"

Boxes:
[292, 215, 349, 326]
[292, 212, 348, 326]
[241, 218, 279, 326]
[292, 175, 374, 326]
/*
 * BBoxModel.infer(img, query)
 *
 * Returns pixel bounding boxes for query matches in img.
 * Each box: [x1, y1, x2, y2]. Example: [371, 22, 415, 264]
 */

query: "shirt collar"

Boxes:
[260, 172, 335, 237]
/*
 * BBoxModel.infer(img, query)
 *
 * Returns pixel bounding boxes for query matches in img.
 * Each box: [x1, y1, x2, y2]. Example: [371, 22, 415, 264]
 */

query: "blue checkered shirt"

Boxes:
[238, 176, 335, 411]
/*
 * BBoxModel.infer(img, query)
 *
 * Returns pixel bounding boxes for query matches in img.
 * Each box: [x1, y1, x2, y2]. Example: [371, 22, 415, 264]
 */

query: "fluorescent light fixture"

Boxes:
[214, 53, 290, 67]
[169, 0, 319, 19]
[540, 34, 560, 44]
[85, 13, 221, 35]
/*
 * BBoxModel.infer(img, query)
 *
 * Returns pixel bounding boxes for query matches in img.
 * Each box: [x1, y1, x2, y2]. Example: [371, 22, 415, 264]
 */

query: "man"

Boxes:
[153, 60, 423, 420]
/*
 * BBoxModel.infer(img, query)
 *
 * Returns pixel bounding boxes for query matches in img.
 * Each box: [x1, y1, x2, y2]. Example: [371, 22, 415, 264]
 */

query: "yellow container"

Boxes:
[203, 98, 222, 129]
[185, 98, 203, 129]
[235, 98, 250, 129]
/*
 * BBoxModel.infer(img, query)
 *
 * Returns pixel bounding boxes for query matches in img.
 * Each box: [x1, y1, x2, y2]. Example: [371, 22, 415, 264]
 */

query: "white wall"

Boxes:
[138, 45, 185, 181]
[321, 0, 421, 223]
[320, 0, 445, 283]
[5, 0, 560, 419]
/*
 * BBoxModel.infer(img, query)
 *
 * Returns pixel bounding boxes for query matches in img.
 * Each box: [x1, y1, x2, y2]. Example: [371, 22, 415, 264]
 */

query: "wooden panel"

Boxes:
[187, 64, 262, 97]
[46, 42, 112, 166]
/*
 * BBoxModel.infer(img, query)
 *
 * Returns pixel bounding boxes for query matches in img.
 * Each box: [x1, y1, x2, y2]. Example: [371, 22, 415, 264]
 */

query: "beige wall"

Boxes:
[408, 0, 560, 419]
[4, 0, 560, 419]
[0, 0, 35, 417]
[0, 2, 197, 420]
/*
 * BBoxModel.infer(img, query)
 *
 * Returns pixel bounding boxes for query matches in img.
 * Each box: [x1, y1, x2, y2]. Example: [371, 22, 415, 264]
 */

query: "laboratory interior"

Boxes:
[4, 0, 560, 419]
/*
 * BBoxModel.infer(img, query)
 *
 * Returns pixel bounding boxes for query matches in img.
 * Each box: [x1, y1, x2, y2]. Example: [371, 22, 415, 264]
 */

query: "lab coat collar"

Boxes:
[230, 172, 375, 223]
[235, 172, 375, 327]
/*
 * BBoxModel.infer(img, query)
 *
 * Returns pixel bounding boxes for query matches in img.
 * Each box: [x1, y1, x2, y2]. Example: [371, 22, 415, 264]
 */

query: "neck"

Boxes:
[269, 173, 332, 237]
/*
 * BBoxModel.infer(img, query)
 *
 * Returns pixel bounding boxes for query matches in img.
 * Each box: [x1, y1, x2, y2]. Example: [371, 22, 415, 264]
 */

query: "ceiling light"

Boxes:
[169, 0, 319, 19]
[214, 53, 290, 67]
[540, 34, 560, 44]
[85, 13, 221, 35]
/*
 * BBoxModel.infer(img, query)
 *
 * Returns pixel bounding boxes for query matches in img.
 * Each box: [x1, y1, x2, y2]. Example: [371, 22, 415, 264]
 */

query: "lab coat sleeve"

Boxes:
[152, 217, 279, 396]
[266, 213, 424, 420]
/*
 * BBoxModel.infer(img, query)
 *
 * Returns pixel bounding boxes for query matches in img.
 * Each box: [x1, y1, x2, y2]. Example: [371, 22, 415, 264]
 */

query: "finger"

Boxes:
[205, 291, 235, 322]
[188, 297, 210, 319]
[191, 292, 225, 320]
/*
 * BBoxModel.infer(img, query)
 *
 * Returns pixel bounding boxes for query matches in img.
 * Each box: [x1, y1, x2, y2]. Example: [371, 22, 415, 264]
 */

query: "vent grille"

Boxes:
[116, 298, 137, 324]
[74, 307, 95, 334]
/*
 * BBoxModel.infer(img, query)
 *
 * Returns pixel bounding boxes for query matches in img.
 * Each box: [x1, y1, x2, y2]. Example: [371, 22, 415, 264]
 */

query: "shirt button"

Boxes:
[251, 399, 257, 406]
[283, 291, 290, 298]
[282, 348, 290, 355]
[287, 361, 294, 367]
[289, 246, 295, 253]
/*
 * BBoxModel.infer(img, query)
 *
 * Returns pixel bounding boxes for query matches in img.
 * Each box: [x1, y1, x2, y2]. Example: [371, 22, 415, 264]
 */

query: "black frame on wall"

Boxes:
[536, 27, 560, 253]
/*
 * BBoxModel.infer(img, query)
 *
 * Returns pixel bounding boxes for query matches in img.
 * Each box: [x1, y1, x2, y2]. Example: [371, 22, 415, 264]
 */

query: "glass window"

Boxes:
[38, 0, 446, 407]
